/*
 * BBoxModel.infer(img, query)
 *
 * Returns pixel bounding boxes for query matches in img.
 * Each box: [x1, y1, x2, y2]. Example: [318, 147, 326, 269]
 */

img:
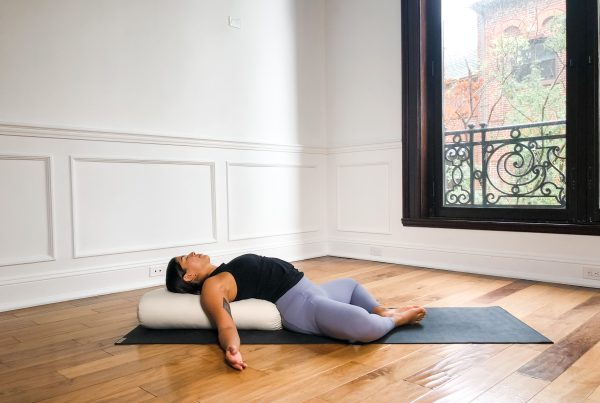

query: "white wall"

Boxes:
[0, 0, 326, 147]
[326, 0, 600, 289]
[325, 0, 402, 148]
[0, 0, 328, 311]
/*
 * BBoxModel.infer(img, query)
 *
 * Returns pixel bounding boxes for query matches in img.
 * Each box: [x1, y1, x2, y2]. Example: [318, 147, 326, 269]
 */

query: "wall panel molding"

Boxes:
[336, 162, 392, 234]
[70, 156, 217, 257]
[226, 162, 321, 240]
[0, 154, 55, 266]
[329, 141, 402, 154]
[0, 122, 327, 154]
[0, 122, 402, 155]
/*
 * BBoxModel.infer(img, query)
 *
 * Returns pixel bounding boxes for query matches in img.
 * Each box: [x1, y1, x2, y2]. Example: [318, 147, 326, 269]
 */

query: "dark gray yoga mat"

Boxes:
[115, 306, 552, 345]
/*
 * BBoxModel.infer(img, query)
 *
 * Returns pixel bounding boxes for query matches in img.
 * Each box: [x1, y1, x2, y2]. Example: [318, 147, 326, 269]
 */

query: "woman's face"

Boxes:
[177, 252, 212, 282]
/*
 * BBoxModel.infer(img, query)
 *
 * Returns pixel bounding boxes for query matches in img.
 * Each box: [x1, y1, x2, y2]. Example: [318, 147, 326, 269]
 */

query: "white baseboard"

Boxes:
[328, 239, 600, 289]
[0, 240, 327, 312]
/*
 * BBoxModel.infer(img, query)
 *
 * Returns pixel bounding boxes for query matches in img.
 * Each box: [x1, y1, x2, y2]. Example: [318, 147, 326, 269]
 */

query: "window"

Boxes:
[515, 39, 558, 81]
[402, 0, 600, 234]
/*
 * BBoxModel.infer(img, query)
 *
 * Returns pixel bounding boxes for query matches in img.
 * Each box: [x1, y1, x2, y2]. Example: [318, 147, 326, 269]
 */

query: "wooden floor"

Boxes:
[1, 257, 600, 403]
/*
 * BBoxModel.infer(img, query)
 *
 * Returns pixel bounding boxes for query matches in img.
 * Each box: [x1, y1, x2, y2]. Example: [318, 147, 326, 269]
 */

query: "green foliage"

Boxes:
[488, 14, 566, 125]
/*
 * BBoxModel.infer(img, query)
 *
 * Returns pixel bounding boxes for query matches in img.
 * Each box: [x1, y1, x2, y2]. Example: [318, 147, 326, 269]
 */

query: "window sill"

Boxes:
[402, 217, 600, 235]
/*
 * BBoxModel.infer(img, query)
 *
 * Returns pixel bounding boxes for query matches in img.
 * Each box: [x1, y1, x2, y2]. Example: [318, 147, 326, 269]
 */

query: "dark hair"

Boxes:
[166, 257, 202, 294]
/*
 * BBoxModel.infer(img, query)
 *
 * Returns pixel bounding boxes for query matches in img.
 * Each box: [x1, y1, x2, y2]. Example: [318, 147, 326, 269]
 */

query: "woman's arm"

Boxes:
[200, 277, 247, 370]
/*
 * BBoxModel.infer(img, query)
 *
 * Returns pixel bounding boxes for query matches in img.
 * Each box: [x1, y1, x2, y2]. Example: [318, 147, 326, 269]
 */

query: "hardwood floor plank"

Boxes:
[390, 275, 478, 303]
[318, 348, 443, 403]
[412, 345, 539, 402]
[571, 340, 600, 370]
[405, 344, 508, 389]
[0, 343, 112, 373]
[38, 355, 218, 403]
[7, 321, 89, 342]
[200, 344, 397, 403]
[518, 312, 600, 381]
[400, 277, 503, 308]
[344, 264, 416, 285]
[311, 265, 416, 291]
[351, 344, 423, 368]
[28, 306, 99, 325]
[303, 398, 330, 403]
[556, 295, 600, 327]
[0, 338, 81, 359]
[588, 384, 600, 402]
[0, 316, 38, 332]
[366, 269, 447, 294]
[245, 344, 344, 373]
[356, 380, 430, 403]
[299, 260, 386, 282]
[493, 284, 568, 317]
[4, 347, 199, 402]
[529, 290, 598, 322]
[72, 323, 138, 346]
[365, 271, 465, 308]
[76, 308, 138, 328]
[69, 287, 160, 307]
[9, 300, 77, 317]
[0, 366, 69, 400]
[250, 361, 376, 403]
[474, 280, 535, 303]
[147, 362, 268, 402]
[90, 298, 139, 313]
[0, 311, 18, 320]
[93, 387, 156, 402]
[471, 372, 549, 403]
[0, 335, 19, 347]
[58, 345, 185, 379]
[530, 365, 600, 402]
[426, 284, 511, 308]
[138, 357, 263, 398]
[523, 290, 598, 336]
[43, 355, 225, 403]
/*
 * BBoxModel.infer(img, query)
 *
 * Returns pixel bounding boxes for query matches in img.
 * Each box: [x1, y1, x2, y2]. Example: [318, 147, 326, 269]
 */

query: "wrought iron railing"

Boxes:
[444, 120, 566, 207]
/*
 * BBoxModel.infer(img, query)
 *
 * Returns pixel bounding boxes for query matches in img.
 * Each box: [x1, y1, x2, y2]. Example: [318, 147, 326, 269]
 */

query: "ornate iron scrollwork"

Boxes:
[444, 120, 566, 207]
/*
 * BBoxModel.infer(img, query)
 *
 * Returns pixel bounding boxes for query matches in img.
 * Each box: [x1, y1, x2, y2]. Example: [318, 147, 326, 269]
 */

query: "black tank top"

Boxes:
[208, 254, 304, 302]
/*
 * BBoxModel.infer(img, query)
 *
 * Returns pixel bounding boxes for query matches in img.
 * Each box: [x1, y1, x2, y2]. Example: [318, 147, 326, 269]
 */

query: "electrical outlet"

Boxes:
[583, 266, 600, 281]
[149, 265, 165, 277]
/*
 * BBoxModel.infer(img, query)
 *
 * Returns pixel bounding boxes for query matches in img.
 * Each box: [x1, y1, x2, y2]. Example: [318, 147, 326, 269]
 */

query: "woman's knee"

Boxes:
[315, 306, 389, 343]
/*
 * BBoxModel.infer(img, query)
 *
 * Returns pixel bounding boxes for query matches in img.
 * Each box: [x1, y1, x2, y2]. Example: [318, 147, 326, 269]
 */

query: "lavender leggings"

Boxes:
[275, 277, 395, 343]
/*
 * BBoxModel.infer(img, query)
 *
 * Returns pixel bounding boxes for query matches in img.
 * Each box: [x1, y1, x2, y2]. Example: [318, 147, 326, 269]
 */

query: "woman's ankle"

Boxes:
[372, 306, 395, 317]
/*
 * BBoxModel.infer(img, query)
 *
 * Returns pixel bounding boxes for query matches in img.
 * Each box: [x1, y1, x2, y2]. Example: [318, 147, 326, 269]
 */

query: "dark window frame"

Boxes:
[401, 0, 600, 235]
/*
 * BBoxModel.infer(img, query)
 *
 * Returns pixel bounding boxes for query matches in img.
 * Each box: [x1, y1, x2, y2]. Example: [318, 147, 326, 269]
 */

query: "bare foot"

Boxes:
[397, 305, 422, 312]
[391, 306, 427, 326]
[372, 306, 396, 317]
[373, 305, 423, 318]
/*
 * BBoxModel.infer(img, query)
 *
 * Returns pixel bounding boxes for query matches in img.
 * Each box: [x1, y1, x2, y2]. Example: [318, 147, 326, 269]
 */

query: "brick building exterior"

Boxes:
[444, 0, 566, 131]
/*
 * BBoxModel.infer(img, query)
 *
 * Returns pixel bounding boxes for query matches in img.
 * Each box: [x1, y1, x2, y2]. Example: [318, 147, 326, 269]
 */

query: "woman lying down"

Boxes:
[166, 252, 426, 371]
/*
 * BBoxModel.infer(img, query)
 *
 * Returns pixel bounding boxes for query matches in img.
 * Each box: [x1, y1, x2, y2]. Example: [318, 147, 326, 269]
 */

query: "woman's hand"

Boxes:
[225, 345, 247, 371]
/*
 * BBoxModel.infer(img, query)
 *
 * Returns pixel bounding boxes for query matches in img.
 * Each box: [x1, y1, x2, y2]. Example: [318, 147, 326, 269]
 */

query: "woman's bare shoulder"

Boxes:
[202, 272, 237, 300]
